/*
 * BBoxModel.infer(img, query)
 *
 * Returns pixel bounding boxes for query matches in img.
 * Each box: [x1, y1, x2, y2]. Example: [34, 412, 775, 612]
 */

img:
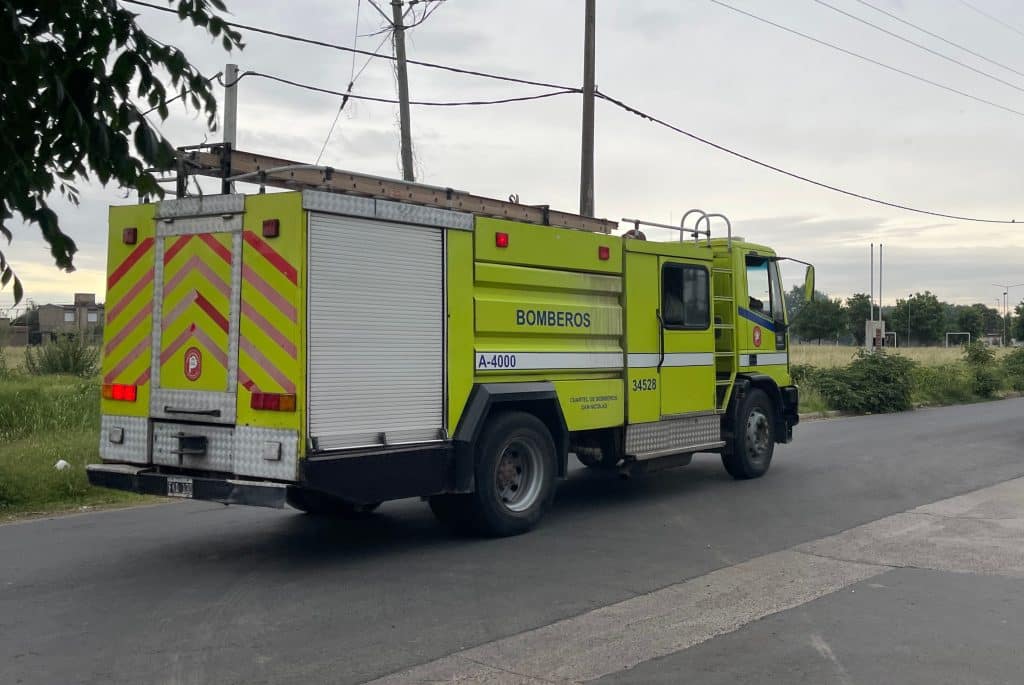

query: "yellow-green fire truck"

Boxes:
[88, 145, 814, 536]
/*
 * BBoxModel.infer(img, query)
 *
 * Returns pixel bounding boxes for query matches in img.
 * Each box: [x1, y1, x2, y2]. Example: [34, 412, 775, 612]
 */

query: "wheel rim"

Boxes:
[494, 437, 544, 513]
[745, 408, 772, 462]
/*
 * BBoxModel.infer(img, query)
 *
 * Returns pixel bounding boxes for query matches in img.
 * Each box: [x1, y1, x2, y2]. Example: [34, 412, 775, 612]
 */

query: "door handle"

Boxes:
[655, 309, 665, 371]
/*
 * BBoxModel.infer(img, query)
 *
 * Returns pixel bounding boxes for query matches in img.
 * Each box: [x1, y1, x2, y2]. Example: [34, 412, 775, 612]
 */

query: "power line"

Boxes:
[231, 70, 579, 107]
[316, 0, 365, 165]
[852, 0, 1024, 80]
[810, 0, 1024, 96]
[123, 0, 571, 92]
[708, 0, 1024, 121]
[959, 0, 1024, 40]
[595, 88, 1018, 225]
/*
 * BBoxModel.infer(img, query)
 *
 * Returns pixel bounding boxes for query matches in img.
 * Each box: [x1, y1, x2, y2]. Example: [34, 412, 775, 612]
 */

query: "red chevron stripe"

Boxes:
[104, 336, 151, 384]
[106, 269, 154, 324]
[242, 264, 297, 322]
[133, 367, 151, 387]
[104, 305, 150, 356]
[241, 300, 297, 358]
[163, 235, 193, 264]
[107, 237, 154, 289]
[194, 292, 229, 333]
[240, 337, 296, 393]
[244, 231, 298, 285]
[163, 255, 231, 301]
[198, 233, 232, 263]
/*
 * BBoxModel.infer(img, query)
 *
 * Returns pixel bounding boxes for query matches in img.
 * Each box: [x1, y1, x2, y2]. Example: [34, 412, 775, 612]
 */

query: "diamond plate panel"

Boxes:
[302, 190, 375, 218]
[234, 426, 299, 480]
[626, 412, 722, 458]
[156, 194, 244, 219]
[152, 421, 234, 472]
[375, 198, 473, 230]
[99, 415, 150, 464]
[156, 215, 243, 236]
[150, 389, 237, 424]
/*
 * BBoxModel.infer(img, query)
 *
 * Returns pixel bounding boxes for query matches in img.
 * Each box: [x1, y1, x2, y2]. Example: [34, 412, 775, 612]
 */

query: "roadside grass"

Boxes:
[793, 343, 1021, 414]
[0, 369, 148, 518]
[1, 345, 27, 372]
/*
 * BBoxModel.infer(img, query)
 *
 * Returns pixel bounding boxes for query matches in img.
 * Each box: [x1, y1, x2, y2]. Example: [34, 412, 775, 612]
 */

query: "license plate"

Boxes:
[166, 476, 193, 499]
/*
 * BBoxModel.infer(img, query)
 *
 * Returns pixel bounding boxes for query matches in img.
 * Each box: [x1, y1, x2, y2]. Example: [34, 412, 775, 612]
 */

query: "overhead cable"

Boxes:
[958, 0, 1024, 40]
[595, 89, 1018, 225]
[852, 0, 1024, 80]
[708, 0, 1024, 121]
[122, 0, 572, 92]
[811, 0, 1024, 95]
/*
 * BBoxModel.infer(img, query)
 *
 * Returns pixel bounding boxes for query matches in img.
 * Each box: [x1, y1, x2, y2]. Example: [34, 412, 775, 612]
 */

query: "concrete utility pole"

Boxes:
[579, 0, 596, 217]
[223, 63, 239, 148]
[391, 0, 415, 181]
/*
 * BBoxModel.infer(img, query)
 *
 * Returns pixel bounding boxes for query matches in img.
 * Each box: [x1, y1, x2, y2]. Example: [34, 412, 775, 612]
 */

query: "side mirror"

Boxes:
[803, 265, 815, 303]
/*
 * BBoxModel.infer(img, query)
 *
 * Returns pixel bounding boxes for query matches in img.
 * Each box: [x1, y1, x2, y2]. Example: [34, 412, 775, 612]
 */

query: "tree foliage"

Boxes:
[791, 296, 845, 344]
[0, 0, 242, 303]
[890, 291, 946, 345]
[845, 293, 872, 346]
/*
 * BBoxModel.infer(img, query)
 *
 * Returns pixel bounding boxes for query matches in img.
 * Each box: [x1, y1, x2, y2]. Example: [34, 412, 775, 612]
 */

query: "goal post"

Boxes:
[945, 332, 971, 347]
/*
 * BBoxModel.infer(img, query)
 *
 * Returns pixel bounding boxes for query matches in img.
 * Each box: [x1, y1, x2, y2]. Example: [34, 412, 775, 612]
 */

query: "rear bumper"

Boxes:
[86, 463, 288, 508]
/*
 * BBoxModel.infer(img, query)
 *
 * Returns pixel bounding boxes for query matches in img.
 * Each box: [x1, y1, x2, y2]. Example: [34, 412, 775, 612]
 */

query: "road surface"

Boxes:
[2, 398, 1023, 684]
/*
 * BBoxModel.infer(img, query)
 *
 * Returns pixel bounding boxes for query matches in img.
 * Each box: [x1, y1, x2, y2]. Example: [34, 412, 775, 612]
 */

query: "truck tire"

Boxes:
[468, 411, 557, 536]
[722, 388, 775, 480]
[287, 488, 381, 517]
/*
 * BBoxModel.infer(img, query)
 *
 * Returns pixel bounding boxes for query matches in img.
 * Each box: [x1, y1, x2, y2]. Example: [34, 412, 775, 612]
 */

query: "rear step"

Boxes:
[86, 464, 287, 508]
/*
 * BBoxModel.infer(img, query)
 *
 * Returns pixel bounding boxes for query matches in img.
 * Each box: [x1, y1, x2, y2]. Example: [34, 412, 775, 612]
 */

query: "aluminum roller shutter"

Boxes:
[308, 213, 445, 451]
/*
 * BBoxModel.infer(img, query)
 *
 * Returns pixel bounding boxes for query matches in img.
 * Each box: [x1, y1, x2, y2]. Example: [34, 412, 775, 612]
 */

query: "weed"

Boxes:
[23, 335, 99, 377]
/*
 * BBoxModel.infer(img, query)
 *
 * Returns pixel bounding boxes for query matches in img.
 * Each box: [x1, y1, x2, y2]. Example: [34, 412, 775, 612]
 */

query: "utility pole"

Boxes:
[391, 0, 415, 181]
[579, 0, 596, 217]
[992, 283, 1024, 346]
[223, 63, 238, 193]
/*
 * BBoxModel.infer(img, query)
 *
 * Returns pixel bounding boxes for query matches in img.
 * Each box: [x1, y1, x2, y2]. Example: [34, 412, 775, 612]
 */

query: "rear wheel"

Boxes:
[287, 488, 381, 517]
[461, 411, 557, 536]
[722, 388, 775, 479]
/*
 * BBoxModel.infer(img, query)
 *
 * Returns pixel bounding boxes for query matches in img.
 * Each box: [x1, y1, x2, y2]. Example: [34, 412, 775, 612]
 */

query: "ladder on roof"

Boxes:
[163, 143, 618, 234]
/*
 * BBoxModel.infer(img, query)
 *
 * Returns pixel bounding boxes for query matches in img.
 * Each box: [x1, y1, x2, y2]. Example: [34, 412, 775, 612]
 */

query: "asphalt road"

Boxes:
[2, 398, 1023, 684]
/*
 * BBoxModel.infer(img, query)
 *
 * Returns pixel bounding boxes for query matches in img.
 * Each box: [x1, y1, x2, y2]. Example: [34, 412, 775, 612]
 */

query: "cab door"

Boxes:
[658, 258, 716, 416]
[739, 255, 788, 369]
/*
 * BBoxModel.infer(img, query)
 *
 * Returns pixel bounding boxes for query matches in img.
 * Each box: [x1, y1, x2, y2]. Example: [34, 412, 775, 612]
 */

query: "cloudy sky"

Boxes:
[5, 0, 1024, 314]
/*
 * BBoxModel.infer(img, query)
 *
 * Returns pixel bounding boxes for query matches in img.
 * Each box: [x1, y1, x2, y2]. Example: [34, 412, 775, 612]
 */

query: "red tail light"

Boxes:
[495, 232, 509, 248]
[102, 384, 137, 402]
[598, 245, 610, 260]
[251, 392, 297, 412]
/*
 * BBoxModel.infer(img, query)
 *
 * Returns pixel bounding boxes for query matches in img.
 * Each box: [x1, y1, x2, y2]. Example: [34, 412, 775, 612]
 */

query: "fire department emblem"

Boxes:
[752, 326, 763, 348]
[184, 346, 203, 381]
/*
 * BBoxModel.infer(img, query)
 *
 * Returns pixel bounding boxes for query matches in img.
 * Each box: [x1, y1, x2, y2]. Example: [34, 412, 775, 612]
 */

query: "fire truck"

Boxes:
[88, 145, 814, 536]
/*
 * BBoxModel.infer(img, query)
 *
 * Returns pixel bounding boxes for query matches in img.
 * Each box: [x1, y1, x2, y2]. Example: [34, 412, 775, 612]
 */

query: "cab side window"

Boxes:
[662, 264, 709, 329]
[746, 259, 771, 315]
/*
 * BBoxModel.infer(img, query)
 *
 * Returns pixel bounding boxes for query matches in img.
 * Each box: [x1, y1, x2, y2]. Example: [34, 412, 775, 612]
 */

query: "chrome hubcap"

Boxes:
[495, 438, 543, 513]
[745, 408, 771, 461]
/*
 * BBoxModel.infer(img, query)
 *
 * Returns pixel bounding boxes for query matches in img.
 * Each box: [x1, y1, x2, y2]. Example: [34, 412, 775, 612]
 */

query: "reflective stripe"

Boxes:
[628, 353, 714, 368]
[475, 352, 623, 371]
[739, 352, 789, 366]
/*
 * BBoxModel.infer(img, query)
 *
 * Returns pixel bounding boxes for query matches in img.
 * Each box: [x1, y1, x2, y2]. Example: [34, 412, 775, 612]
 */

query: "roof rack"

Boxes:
[620, 210, 732, 248]
[171, 143, 616, 234]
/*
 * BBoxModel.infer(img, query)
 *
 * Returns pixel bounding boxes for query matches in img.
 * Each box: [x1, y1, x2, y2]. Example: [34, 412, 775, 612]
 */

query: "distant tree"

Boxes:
[974, 303, 1002, 335]
[890, 291, 947, 345]
[954, 305, 985, 341]
[845, 293, 872, 346]
[0, 1, 243, 304]
[1014, 301, 1024, 342]
[792, 297, 845, 344]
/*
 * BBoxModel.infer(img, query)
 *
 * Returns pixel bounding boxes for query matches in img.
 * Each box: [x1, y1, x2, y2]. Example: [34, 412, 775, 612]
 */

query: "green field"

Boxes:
[0, 360, 148, 519]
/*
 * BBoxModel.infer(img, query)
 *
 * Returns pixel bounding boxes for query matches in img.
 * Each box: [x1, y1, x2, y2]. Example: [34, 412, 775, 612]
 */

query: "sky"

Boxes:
[5, 0, 1024, 315]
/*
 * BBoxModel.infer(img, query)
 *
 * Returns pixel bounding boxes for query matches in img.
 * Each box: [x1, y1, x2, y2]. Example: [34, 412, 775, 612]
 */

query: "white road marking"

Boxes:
[371, 477, 1024, 684]
[810, 633, 854, 685]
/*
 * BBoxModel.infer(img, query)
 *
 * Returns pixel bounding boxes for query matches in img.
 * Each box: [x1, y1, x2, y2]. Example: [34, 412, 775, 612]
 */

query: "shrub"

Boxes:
[961, 340, 1001, 398]
[911, 364, 975, 406]
[1003, 348, 1024, 392]
[23, 335, 99, 377]
[812, 350, 916, 414]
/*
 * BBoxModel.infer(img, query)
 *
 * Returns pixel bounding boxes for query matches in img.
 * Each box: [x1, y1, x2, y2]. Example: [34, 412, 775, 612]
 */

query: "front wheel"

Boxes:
[722, 388, 775, 479]
[468, 411, 557, 536]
